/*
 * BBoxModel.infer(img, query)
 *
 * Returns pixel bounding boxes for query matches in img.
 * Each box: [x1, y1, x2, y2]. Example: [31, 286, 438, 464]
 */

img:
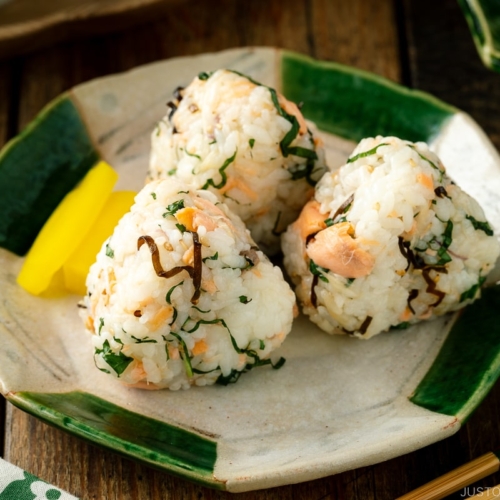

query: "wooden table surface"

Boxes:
[2, 0, 500, 499]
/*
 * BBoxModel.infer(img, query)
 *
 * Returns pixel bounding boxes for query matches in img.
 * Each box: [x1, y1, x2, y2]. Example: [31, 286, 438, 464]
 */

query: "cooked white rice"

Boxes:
[148, 69, 327, 255]
[282, 136, 500, 339]
[81, 178, 296, 389]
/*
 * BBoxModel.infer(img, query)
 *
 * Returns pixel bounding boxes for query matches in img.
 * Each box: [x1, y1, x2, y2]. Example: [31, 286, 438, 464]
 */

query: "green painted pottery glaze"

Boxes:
[280, 50, 457, 143]
[0, 95, 98, 256]
[458, 0, 500, 72]
[411, 285, 500, 420]
[7, 391, 221, 488]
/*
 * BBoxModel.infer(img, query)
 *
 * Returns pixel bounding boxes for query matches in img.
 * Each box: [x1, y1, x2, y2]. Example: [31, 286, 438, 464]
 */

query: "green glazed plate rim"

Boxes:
[458, 0, 500, 72]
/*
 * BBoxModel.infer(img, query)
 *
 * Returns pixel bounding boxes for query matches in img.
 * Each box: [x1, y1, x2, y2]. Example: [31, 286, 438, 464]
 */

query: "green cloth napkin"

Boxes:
[0, 458, 78, 499]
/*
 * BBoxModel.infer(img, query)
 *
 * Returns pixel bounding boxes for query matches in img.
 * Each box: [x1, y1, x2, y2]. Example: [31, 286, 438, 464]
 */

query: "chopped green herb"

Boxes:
[239, 295, 252, 304]
[249, 138, 255, 149]
[163, 199, 185, 217]
[162, 336, 170, 360]
[105, 244, 114, 258]
[198, 71, 211, 81]
[131, 335, 157, 344]
[176, 223, 187, 233]
[460, 276, 486, 302]
[466, 215, 494, 236]
[346, 278, 355, 287]
[201, 150, 237, 189]
[166, 281, 184, 304]
[392, 322, 411, 330]
[192, 305, 211, 313]
[202, 252, 219, 262]
[408, 145, 445, 182]
[169, 307, 178, 326]
[150, 192, 157, 200]
[98, 317, 105, 334]
[288, 159, 318, 186]
[184, 149, 201, 160]
[95, 340, 133, 376]
[286, 146, 318, 160]
[436, 220, 453, 265]
[169, 332, 193, 377]
[325, 214, 348, 226]
[168, 168, 176, 176]
[216, 355, 286, 386]
[347, 143, 389, 163]
[309, 260, 329, 283]
[185, 318, 229, 334]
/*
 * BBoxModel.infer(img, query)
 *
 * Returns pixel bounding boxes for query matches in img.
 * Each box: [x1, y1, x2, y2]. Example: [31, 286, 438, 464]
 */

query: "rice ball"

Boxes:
[282, 136, 500, 339]
[81, 178, 296, 389]
[148, 69, 327, 255]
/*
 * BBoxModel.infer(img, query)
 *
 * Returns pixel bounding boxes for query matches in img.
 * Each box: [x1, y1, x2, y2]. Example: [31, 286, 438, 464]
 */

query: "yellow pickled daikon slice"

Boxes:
[63, 190, 136, 295]
[17, 160, 118, 296]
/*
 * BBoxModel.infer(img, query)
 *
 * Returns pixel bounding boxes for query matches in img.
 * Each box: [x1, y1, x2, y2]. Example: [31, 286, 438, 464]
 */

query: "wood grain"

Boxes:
[0, 0, 187, 60]
[2, 0, 500, 499]
[403, 0, 500, 150]
[309, 0, 402, 81]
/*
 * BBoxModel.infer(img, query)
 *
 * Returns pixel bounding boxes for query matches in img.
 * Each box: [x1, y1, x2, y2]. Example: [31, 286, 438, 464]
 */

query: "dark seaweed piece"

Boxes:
[271, 211, 283, 236]
[434, 186, 449, 198]
[137, 233, 202, 304]
[166, 101, 177, 120]
[422, 266, 448, 307]
[173, 86, 185, 100]
[332, 194, 354, 222]
[398, 237, 425, 270]
[240, 247, 260, 267]
[191, 232, 202, 304]
[342, 316, 373, 336]
[358, 316, 373, 335]
[310, 274, 319, 308]
[309, 259, 330, 308]
[407, 289, 419, 314]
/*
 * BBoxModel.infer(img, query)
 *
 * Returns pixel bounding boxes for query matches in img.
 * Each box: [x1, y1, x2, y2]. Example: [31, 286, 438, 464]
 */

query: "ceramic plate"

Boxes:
[2, 47, 500, 493]
[458, 0, 500, 72]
